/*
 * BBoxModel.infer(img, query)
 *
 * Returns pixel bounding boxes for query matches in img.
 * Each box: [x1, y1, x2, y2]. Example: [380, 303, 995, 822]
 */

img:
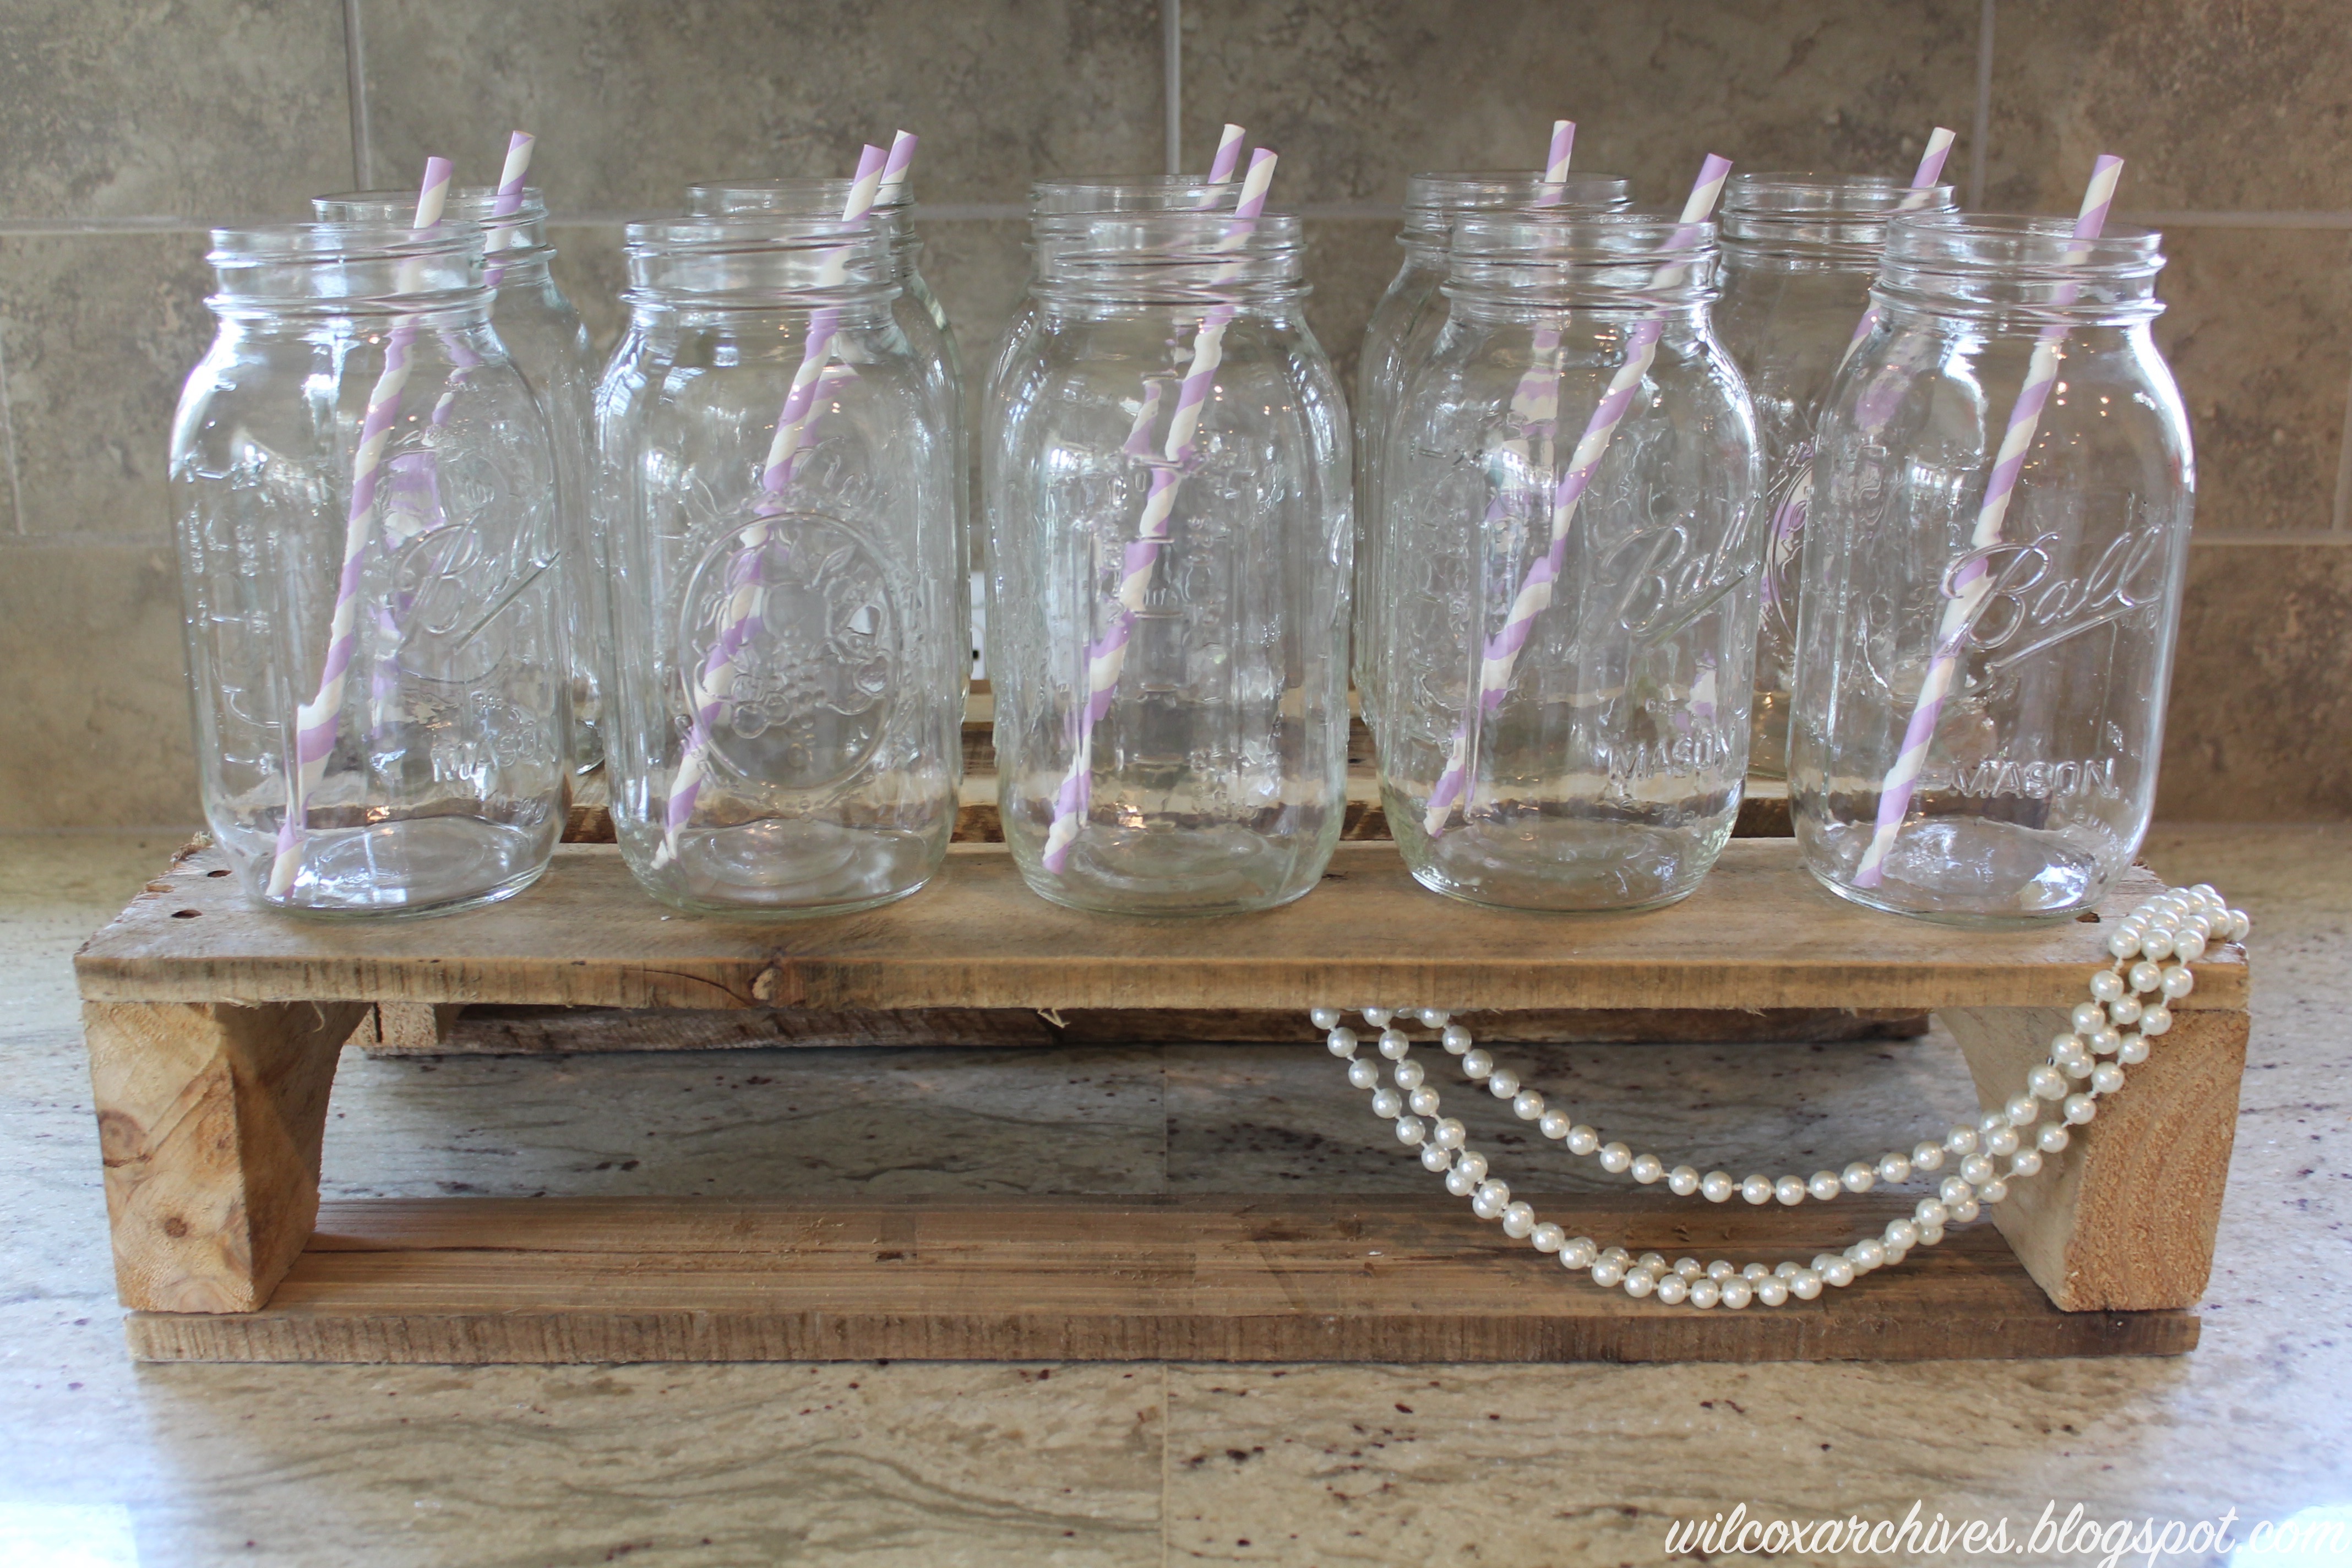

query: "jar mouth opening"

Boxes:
[313, 186, 550, 225]
[208, 220, 487, 266]
[1724, 172, 1956, 216]
[1886, 213, 2164, 274]
[1449, 211, 1716, 264]
[1029, 175, 1242, 215]
[685, 177, 915, 217]
[624, 216, 894, 256]
[1404, 171, 1636, 205]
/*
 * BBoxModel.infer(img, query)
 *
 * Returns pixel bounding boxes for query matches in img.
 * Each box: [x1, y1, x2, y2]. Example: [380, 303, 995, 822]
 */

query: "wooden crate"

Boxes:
[77, 836, 2246, 1364]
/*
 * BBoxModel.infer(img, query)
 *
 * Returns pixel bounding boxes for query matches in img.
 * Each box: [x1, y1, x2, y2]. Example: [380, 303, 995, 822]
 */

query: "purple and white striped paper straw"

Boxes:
[1421, 153, 1733, 840]
[1039, 146, 1278, 873]
[1851, 154, 2125, 890]
[268, 156, 453, 896]
[480, 130, 537, 289]
[655, 142, 897, 869]
[1838, 126, 1958, 366]
[1205, 123, 1248, 190]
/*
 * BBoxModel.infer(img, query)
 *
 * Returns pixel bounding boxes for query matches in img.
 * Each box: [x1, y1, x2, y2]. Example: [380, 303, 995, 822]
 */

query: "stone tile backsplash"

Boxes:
[1, 0, 2345, 826]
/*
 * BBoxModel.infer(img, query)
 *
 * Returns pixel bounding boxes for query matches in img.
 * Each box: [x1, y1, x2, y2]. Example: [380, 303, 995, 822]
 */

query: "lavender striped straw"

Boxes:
[1040, 146, 1279, 874]
[1852, 154, 2125, 889]
[1421, 153, 1734, 840]
[267, 156, 453, 897]
[655, 140, 901, 870]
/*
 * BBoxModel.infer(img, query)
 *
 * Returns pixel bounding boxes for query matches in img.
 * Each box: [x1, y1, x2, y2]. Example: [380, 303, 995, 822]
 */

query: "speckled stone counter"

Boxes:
[2, 827, 2344, 1566]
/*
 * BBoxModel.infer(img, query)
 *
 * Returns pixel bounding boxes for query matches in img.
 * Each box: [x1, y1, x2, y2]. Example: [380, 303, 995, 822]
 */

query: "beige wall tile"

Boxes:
[0, 540, 198, 829]
[1985, 0, 2352, 213]
[357, 0, 1163, 211]
[1302, 219, 1397, 397]
[545, 221, 630, 357]
[0, 1, 351, 221]
[0, 231, 215, 541]
[2157, 227, 2352, 535]
[1180, 0, 1981, 206]
[2158, 542, 2352, 819]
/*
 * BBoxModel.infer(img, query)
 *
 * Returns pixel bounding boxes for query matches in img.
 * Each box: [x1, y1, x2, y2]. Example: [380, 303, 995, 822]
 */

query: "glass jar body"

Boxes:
[1379, 302, 1761, 911]
[1790, 308, 2192, 922]
[986, 294, 1353, 915]
[170, 291, 565, 916]
[598, 293, 962, 916]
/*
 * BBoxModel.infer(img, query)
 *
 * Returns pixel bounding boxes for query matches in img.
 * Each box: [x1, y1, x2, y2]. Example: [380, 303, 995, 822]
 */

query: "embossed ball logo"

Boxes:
[678, 511, 897, 792]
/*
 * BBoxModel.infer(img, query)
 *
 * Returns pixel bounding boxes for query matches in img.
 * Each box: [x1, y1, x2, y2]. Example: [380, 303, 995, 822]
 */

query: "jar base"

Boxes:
[1799, 814, 2112, 927]
[258, 817, 554, 920]
[1020, 820, 1329, 917]
[1398, 810, 1727, 913]
[636, 817, 943, 918]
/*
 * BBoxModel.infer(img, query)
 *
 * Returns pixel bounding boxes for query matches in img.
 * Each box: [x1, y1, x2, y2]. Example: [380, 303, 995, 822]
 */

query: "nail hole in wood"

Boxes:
[172, 909, 203, 919]
[207, 868, 231, 878]
[2076, 911, 2101, 923]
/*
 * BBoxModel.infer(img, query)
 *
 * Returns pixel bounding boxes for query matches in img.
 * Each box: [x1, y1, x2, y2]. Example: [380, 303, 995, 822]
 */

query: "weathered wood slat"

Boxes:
[123, 1194, 2197, 1364]
[78, 840, 2247, 1014]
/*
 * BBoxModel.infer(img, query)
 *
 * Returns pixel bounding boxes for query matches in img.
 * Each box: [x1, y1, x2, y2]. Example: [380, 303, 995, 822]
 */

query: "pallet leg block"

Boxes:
[85, 999, 365, 1312]
[1946, 1005, 2247, 1311]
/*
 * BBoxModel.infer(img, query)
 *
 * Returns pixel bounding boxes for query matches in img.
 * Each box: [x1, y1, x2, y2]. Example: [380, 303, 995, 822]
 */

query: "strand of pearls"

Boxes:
[1313, 883, 2246, 1310]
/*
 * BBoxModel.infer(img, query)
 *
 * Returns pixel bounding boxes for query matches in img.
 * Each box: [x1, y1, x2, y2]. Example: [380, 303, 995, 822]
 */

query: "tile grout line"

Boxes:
[343, 0, 373, 189]
[1162, 0, 1183, 176]
[1159, 1359, 1173, 1568]
[1968, 0, 1995, 209]
[2335, 358, 2352, 532]
[0, 324, 24, 536]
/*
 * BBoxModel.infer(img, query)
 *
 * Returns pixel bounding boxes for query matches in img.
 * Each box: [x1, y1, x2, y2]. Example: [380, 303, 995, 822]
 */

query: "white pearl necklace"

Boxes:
[1313, 883, 2247, 1310]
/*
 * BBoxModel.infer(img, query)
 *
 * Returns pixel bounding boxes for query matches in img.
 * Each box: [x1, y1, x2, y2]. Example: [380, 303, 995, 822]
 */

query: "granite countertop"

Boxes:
[1, 826, 2344, 1566]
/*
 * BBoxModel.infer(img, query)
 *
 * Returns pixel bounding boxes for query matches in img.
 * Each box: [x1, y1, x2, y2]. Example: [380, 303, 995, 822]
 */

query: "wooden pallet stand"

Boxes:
[77, 827, 2247, 1366]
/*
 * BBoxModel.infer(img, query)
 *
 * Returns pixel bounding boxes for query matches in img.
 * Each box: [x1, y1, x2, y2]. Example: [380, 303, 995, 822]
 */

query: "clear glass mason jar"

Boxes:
[1790, 216, 2191, 922]
[986, 210, 1353, 914]
[1378, 213, 1761, 911]
[1714, 173, 1955, 779]
[597, 219, 962, 915]
[170, 221, 565, 915]
[1354, 173, 1632, 748]
[316, 186, 605, 775]
[687, 179, 971, 687]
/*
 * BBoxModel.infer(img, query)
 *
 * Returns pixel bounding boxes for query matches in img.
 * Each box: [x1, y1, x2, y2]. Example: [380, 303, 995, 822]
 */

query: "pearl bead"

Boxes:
[1945, 1126, 1980, 1156]
[1560, 1237, 1597, 1268]
[2053, 1037, 2091, 1069]
[1876, 1153, 1912, 1184]
[1531, 1222, 1564, 1253]
[1850, 1238, 1887, 1270]
[1706, 1260, 1737, 1281]
[1462, 1049, 1493, 1080]
[2108, 995, 2142, 1027]
[2090, 1062, 2125, 1096]
[1395, 1116, 1427, 1145]
[1392, 1059, 1425, 1090]
[2090, 1025, 2123, 1055]
[2064, 1093, 2097, 1125]
[1420, 1142, 1453, 1172]
[1978, 1108, 2010, 1138]
[1719, 1278, 1753, 1309]
[1885, 1219, 1920, 1249]
[2029, 1065, 2067, 1100]
[1842, 1162, 1876, 1193]
[1310, 1008, 1341, 1030]
[2072, 1001, 2108, 1034]
[1599, 1143, 1634, 1174]
[2063, 1054, 2094, 1080]
[2106, 928, 2140, 959]
[1807, 1171, 1843, 1201]
[1915, 1198, 1948, 1226]
[1631, 1155, 1665, 1185]
[1370, 1088, 1403, 1119]
[1599, 1246, 1630, 1268]
[1984, 1126, 2019, 1158]
[2037, 1123, 2071, 1154]
[1977, 1177, 2009, 1204]
[1538, 1109, 1571, 1140]
[1959, 1154, 1995, 1186]
[2139, 1005, 2171, 1036]
[1654, 1273, 1690, 1305]
[1700, 1171, 1735, 1202]
[1565, 1125, 1600, 1156]
[2005, 1094, 2040, 1126]
[1940, 1176, 1975, 1207]
[1326, 1027, 1358, 1058]
[1740, 1174, 1774, 1206]
[1741, 1262, 1771, 1280]
[2090, 970, 2125, 1003]
[1821, 1258, 1856, 1288]
[2117, 1036, 2149, 1065]
[1408, 1087, 1440, 1117]
[2139, 929, 2174, 960]
[2227, 909, 2250, 940]
[1455, 1152, 1488, 1184]
[1790, 1269, 1823, 1300]
[1688, 1278, 1721, 1309]
[1417, 1008, 1450, 1028]
[1500, 1201, 1535, 1239]
[1471, 1186, 1509, 1221]
[2161, 964, 2195, 1000]
[1379, 1029, 1411, 1060]
[1445, 1166, 1478, 1197]
[1912, 1142, 1945, 1172]
[1590, 1259, 1625, 1287]
[2128, 960, 2163, 993]
[1511, 1090, 1545, 1120]
[1623, 1267, 1656, 1298]
[1756, 1276, 1789, 1307]
[1668, 1166, 1702, 1196]
[1636, 1253, 1667, 1275]
[1431, 1117, 1466, 1150]
[1441, 1023, 1473, 1054]
[1950, 1197, 1980, 1223]
[1918, 1222, 1945, 1246]
[1360, 1008, 1392, 1028]
[1347, 1058, 1380, 1090]
[1775, 1175, 1806, 1206]
[1487, 1069, 1520, 1099]
[2010, 1149, 2043, 1178]
[1674, 1257, 1704, 1279]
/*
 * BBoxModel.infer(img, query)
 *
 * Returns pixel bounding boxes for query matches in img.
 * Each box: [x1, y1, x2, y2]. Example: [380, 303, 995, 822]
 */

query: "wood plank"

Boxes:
[78, 840, 2248, 1015]
[123, 1195, 2196, 1364]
